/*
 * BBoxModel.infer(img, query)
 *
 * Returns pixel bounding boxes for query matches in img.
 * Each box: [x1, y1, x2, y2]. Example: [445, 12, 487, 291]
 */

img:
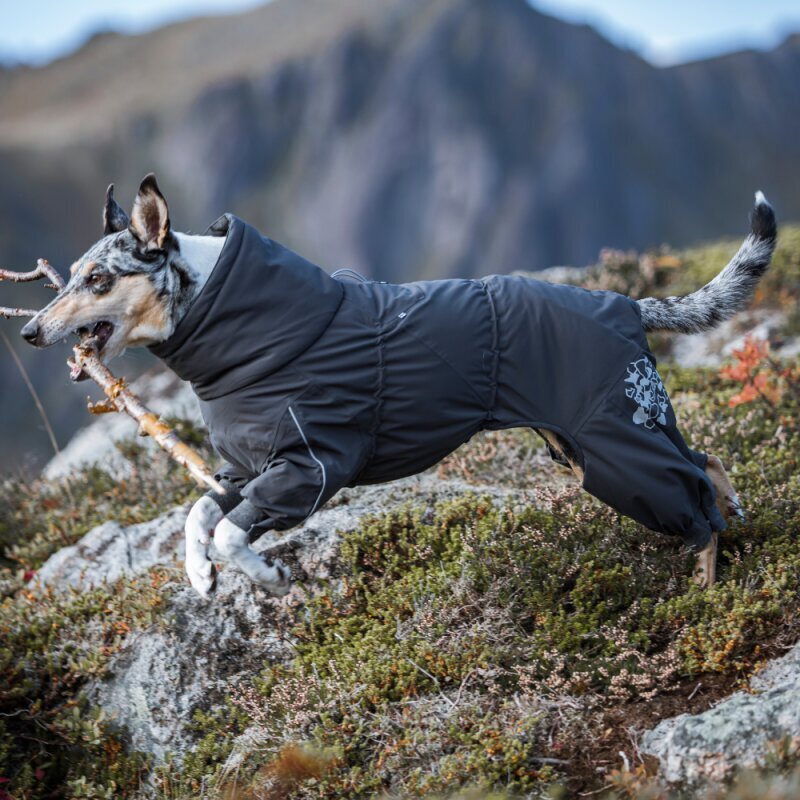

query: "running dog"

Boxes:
[21, 175, 776, 597]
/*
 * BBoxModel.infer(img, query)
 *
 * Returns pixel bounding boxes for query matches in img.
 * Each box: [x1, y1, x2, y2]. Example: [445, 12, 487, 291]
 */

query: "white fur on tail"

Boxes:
[638, 192, 777, 334]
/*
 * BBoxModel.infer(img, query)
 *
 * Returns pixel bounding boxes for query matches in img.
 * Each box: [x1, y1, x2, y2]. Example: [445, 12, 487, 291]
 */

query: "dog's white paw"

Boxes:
[215, 517, 293, 596]
[253, 555, 292, 597]
[187, 556, 218, 598]
[185, 496, 223, 598]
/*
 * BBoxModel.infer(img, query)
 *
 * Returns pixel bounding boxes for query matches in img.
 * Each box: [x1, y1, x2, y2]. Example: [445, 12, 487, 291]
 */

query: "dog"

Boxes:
[21, 175, 776, 597]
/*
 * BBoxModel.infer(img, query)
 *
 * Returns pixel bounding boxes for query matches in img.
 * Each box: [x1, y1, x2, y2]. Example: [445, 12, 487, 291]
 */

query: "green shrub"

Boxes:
[0, 567, 179, 798]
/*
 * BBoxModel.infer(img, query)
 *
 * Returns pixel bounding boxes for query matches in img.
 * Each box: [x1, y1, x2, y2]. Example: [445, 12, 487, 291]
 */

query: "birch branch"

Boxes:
[1, 260, 225, 494]
[0, 259, 64, 318]
[0, 306, 39, 319]
[0, 258, 65, 290]
[69, 344, 226, 493]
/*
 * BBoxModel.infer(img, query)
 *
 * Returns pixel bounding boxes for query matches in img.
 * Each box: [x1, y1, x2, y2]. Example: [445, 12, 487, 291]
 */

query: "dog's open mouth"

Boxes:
[69, 321, 115, 381]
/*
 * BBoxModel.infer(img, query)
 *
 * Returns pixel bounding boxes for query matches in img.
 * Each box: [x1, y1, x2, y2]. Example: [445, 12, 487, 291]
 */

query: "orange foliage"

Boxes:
[720, 335, 800, 409]
[720, 336, 785, 407]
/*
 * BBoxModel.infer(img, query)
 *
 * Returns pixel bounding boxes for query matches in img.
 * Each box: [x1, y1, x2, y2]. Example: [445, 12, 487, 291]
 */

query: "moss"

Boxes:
[0, 566, 179, 798]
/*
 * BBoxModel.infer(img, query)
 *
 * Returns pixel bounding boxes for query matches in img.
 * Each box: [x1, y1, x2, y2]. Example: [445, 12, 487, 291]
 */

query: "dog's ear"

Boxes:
[130, 173, 171, 251]
[103, 184, 130, 235]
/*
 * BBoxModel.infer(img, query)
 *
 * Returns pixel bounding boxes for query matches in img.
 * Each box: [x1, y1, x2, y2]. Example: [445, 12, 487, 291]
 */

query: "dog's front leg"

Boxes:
[185, 496, 223, 597]
[214, 519, 292, 596]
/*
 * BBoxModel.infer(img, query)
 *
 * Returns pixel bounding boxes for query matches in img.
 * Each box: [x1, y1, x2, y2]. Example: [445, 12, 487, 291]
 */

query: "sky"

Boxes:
[1, 0, 800, 67]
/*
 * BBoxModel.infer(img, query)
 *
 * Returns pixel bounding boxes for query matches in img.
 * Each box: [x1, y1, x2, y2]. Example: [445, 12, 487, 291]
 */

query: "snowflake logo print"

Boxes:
[624, 357, 669, 429]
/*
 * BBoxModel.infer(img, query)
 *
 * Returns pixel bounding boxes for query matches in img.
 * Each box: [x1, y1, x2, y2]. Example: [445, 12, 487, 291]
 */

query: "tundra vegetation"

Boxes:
[1, 228, 800, 799]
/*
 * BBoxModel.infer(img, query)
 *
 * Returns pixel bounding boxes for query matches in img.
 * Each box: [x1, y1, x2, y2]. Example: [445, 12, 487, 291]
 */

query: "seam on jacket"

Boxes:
[480, 280, 500, 417]
[331, 268, 369, 283]
[359, 292, 386, 473]
[370, 331, 385, 464]
[288, 405, 327, 520]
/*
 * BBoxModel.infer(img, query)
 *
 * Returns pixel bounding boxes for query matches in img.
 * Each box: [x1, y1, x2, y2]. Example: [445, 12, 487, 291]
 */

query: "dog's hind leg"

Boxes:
[539, 428, 584, 481]
[692, 455, 743, 588]
[705, 454, 744, 521]
[214, 519, 292, 596]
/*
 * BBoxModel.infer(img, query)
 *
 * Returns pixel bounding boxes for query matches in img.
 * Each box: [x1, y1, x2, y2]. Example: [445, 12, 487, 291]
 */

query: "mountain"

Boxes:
[1, 0, 799, 467]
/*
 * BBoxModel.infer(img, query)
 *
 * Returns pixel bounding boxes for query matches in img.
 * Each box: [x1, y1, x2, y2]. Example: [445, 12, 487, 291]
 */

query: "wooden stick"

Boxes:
[0, 306, 39, 319]
[69, 343, 226, 494]
[1, 259, 225, 494]
[0, 259, 64, 318]
[0, 258, 65, 291]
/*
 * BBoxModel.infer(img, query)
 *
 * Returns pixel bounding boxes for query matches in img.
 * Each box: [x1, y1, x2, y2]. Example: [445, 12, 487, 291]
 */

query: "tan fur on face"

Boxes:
[122, 274, 171, 346]
[31, 273, 171, 354]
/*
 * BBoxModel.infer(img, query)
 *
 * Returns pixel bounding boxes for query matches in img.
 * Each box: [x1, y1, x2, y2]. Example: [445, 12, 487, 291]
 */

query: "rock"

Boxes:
[93, 575, 290, 760]
[667, 309, 800, 368]
[33, 507, 189, 590]
[640, 643, 800, 785]
[32, 473, 522, 761]
[87, 496, 376, 758]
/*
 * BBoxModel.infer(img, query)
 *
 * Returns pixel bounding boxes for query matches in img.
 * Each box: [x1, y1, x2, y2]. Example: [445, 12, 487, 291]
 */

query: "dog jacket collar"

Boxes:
[150, 214, 344, 400]
[150, 216, 725, 550]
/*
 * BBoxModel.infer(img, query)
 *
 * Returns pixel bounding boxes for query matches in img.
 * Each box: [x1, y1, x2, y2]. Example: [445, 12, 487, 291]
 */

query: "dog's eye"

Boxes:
[86, 273, 113, 294]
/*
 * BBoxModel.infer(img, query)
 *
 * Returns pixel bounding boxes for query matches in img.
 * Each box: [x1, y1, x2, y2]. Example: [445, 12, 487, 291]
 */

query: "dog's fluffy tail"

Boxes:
[637, 192, 777, 334]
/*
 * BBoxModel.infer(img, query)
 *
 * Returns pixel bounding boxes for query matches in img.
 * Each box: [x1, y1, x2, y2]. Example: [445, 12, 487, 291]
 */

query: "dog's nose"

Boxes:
[20, 320, 40, 345]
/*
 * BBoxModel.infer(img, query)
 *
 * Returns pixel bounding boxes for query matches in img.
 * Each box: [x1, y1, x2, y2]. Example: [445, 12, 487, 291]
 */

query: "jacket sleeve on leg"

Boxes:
[206, 463, 246, 514]
[576, 353, 726, 551]
[239, 397, 370, 537]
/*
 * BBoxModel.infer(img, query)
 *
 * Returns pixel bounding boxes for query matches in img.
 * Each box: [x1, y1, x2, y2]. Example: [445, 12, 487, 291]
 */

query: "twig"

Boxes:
[0, 328, 61, 459]
[404, 656, 456, 709]
[0, 306, 39, 319]
[70, 342, 225, 494]
[0, 259, 65, 291]
[0, 259, 65, 320]
[688, 681, 703, 701]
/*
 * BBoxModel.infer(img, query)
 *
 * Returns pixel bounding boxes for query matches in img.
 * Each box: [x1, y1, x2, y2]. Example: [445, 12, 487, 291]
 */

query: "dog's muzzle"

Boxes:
[20, 320, 40, 346]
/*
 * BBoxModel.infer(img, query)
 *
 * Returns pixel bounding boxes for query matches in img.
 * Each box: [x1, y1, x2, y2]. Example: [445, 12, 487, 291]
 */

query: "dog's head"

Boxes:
[21, 174, 186, 361]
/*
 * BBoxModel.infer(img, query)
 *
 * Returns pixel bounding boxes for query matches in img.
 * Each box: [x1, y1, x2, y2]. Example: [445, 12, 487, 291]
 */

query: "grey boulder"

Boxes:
[641, 645, 800, 785]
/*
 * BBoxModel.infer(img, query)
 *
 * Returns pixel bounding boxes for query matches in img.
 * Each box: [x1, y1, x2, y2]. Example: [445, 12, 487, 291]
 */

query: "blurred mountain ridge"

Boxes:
[1, 0, 799, 466]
